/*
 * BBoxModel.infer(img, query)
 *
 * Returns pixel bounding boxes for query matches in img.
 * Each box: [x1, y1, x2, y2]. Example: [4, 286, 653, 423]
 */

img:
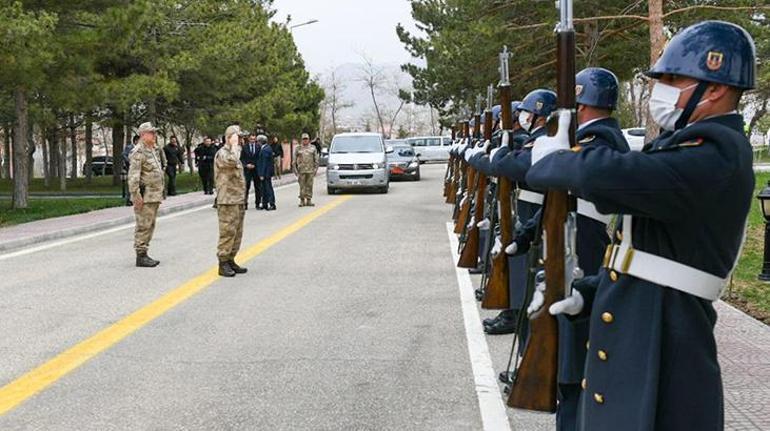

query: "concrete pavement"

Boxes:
[0, 164, 768, 430]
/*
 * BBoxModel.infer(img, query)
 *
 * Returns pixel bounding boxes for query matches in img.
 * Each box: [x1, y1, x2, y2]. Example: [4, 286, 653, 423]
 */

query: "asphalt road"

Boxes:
[0, 165, 551, 430]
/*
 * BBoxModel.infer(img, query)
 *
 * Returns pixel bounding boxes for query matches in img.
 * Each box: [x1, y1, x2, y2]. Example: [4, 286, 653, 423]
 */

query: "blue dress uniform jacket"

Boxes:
[526, 114, 753, 431]
[493, 127, 547, 312]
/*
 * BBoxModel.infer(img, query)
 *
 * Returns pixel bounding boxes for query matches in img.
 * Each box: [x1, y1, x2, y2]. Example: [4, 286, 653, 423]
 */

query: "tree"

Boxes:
[359, 55, 388, 137]
[323, 69, 354, 135]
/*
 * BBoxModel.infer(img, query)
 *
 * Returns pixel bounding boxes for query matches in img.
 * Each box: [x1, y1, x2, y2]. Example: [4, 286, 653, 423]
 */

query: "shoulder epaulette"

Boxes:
[579, 135, 596, 144]
[677, 138, 704, 148]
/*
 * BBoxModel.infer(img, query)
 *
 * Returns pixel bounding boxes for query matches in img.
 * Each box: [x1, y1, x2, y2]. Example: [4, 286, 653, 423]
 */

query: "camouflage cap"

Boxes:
[137, 122, 157, 134]
[301, 133, 310, 140]
[225, 125, 241, 138]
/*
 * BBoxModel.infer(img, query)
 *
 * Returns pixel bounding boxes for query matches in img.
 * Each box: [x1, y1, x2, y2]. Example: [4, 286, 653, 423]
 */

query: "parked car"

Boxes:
[326, 133, 391, 194]
[319, 147, 329, 167]
[386, 142, 421, 181]
[406, 136, 452, 163]
[83, 156, 114, 176]
[622, 127, 646, 152]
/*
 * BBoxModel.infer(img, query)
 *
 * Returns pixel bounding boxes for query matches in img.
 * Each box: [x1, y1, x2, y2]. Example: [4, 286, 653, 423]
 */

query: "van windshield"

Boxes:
[331, 136, 383, 154]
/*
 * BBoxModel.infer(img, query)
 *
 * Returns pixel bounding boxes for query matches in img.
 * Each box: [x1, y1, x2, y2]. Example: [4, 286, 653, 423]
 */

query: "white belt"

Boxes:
[518, 190, 544, 205]
[605, 215, 726, 301]
[577, 199, 612, 225]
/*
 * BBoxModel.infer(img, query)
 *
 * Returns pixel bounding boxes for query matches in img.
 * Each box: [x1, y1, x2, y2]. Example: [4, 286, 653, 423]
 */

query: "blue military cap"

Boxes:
[646, 20, 756, 90]
[520, 89, 557, 117]
[576, 67, 619, 110]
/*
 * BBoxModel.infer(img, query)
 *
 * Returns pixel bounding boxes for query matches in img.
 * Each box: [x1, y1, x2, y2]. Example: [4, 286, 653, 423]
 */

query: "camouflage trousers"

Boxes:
[298, 173, 314, 200]
[217, 204, 245, 261]
[134, 202, 160, 254]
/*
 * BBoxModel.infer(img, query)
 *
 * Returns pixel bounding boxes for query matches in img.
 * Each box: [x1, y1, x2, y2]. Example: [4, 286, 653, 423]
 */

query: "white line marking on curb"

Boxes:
[0, 182, 300, 261]
[446, 222, 511, 431]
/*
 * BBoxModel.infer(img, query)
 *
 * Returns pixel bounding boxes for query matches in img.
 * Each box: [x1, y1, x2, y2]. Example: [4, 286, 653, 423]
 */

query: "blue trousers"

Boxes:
[259, 176, 275, 207]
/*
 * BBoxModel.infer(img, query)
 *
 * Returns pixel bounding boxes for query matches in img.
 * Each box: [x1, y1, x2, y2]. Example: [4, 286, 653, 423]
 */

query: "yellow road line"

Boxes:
[0, 195, 352, 416]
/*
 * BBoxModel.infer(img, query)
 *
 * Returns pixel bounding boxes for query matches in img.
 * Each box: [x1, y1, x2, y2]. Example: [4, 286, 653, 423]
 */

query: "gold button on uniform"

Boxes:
[602, 312, 614, 323]
[610, 270, 618, 281]
[598, 350, 608, 361]
[594, 393, 604, 404]
[581, 378, 587, 390]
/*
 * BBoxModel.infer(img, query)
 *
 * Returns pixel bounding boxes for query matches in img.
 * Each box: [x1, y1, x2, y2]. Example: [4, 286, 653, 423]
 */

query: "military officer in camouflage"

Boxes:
[293, 132, 319, 207]
[215, 125, 248, 278]
[128, 122, 164, 268]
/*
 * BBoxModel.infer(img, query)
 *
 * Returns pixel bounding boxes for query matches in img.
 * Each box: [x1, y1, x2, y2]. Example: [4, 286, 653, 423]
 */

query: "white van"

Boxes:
[326, 133, 391, 194]
[406, 136, 452, 163]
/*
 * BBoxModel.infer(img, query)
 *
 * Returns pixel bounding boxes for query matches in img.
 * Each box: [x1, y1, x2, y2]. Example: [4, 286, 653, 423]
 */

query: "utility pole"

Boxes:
[646, 0, 665, 140]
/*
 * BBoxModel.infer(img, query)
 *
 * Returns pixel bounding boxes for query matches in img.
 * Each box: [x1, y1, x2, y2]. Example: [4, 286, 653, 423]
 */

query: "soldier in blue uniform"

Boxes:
[526, 21, 756, 431]
[484, 90, 556, 335]
[521, 67, 630, 431]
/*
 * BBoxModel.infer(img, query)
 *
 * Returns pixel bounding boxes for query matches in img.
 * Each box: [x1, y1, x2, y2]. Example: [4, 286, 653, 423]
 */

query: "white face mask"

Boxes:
[648, 82, 699, 131]
[518, 111, 532, 132]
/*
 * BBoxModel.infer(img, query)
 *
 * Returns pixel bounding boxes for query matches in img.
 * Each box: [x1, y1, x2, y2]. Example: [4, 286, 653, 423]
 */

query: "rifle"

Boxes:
[444, 126, 457, 199]
[459, 88, 494, 268]
[508, 0, 576, 412]
[446, 122, 462, 204]
[456, 98, 483, 239]
[454, 120, 474, 233]
[482, 47, 513, 310]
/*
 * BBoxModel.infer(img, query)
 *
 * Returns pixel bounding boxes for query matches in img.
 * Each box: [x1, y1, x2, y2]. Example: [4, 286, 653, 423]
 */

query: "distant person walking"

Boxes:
[292, 133, 319, 207]
[256, 134, 276, 210]
[271, 136, 284, 180]
[215, 125, 248, 277]
[241, 132, 262, 210]
[163, 135, 184, 196]
[122, 135, 140, 206]
[194, 137, 217, 195]
[128, 123, 164, 268]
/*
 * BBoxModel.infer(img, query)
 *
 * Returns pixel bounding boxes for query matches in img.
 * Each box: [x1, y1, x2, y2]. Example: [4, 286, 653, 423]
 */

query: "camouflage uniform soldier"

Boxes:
[292, 133, 319, 207]
[128, 122, 164, 268]
[215, 125, 248, 277]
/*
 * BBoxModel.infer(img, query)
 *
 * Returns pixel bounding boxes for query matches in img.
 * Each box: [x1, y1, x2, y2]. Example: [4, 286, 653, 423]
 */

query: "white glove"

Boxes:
[501, 130, 510, 148]
[477, 218, 491, 229]
[531, 110, 571, 165]
[490, 236, 503, 258]
[482, 140, 491, 153]
[527, 279, 546, 316]
[504, 241, 518, 255]
[464, 147, 474, 161]
[489, 147, 502, 160]
[458, 196, 467, 207]
[548, 289, 584, 316]
[467, 216, 476, 229]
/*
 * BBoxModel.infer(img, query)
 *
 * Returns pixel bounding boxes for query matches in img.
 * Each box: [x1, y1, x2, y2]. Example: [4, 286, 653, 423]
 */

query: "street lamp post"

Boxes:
[289, 19, 318, 30]
[757, 181, 770, 281]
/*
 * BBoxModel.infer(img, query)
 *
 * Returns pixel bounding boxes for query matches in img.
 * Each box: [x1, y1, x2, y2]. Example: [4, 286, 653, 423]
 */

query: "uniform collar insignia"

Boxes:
[575, 85, 584, 96]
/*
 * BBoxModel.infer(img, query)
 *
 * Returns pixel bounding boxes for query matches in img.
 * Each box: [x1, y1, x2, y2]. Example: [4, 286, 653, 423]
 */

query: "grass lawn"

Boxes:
[727, 172, 770, 323]
[0, 198, 125, 227]
[0, 173, 202, 195]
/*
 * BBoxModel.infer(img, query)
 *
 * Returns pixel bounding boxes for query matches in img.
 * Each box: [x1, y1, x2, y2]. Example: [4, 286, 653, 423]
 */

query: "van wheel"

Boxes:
[327, 186, 336, 195]
[414, 171, 421, 181]
[379, 186, 389, 194]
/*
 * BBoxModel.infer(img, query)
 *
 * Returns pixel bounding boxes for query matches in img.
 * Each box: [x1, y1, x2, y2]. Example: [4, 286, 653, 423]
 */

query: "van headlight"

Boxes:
[372, 163, 380, 170]
[330, 164, 340, 171]
[408, 161, 419, 168]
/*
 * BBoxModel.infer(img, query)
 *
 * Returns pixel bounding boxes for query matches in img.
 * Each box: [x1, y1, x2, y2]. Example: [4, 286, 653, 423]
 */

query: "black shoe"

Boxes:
[468, 267, 483, 275]
[485, 316, 518, 335]
[229, 260, 247, 274]
[499, 371, 514, 384]
[136, 253, 159, 268]
[256, 205, 265, 211]
[475, 288, 484, 301]
[483, 310, 515, 327]
[268, 205, 276, 211]
[219, 261, 236, 277]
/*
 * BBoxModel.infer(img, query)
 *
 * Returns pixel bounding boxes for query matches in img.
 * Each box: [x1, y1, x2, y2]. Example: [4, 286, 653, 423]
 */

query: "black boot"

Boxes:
[483, 310, 511, 328]
[219, 261, 236, 277]
[136, 253, 159, 268]
[484, 313, 518, 335]
[229, 260, 247, 274]
[499, 370, 514, 384]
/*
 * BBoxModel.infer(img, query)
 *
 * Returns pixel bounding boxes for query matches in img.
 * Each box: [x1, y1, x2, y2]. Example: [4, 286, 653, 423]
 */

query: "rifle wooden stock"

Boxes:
[459, 109, 494, 267]
[482, 85, 513, 310]
[454, 161, 474, 234]
[508, 13, 576, 412]
[444, 128, 457, 198]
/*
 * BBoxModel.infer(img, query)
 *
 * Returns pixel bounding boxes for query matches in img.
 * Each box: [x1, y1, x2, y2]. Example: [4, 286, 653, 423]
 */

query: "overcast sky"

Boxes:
[271, 0, 419, 75]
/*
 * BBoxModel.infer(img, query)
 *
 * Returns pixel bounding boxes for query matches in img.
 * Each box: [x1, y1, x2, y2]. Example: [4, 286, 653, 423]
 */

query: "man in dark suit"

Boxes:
[256, 134, 276, 210]
[240, 133, 261, 210]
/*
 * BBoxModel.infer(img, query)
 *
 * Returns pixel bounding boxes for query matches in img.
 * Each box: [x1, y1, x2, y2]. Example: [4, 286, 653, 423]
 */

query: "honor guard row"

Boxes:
[443, 8, 755, 431]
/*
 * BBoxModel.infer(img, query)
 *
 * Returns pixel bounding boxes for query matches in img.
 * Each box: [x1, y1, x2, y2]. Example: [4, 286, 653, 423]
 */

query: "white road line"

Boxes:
[446, 222, 511, 431]
[0, 182, 300, 261]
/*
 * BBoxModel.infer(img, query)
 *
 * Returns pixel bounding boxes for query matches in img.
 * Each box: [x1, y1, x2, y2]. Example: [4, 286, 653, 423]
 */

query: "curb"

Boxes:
[0, 172, 323, 254]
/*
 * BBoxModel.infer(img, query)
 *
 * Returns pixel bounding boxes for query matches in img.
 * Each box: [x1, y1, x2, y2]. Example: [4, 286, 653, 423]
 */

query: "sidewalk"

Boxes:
[716, 301, 770, 430]
[755, 163, 770, 173]
[0, 174, 308, 253]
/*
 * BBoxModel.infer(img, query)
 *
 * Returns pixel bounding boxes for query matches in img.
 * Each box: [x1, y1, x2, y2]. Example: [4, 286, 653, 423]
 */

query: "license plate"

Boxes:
[391, 167, 404, 174]
[349, 180, 362, 185]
